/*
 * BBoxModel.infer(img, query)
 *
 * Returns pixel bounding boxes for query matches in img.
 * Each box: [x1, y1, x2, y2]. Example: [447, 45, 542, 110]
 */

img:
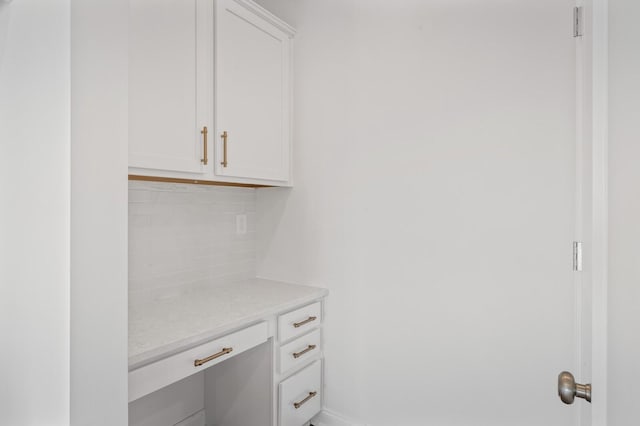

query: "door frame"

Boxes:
[589, 0, 608, 425]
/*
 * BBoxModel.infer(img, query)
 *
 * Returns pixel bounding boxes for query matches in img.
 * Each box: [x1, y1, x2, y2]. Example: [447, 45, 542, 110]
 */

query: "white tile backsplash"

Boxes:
[129, 181, 256, 302]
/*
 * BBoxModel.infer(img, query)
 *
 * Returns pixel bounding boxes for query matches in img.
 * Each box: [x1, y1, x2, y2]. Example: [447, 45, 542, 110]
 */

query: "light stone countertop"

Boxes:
[129, 278, 328, 369]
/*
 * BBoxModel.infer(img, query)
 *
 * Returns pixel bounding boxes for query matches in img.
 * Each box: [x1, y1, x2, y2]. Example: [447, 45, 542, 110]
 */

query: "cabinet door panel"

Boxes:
[215, 0, 291, 182]
[129, 0, 211, 173]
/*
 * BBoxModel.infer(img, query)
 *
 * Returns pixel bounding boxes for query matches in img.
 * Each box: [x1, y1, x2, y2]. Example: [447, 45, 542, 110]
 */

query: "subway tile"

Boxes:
[128, 181, 257, 296]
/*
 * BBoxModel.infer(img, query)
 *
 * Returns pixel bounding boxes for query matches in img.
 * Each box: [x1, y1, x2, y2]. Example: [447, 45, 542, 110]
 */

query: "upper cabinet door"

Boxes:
[215, 0, 294, 182]
[129, 0, 213, 173]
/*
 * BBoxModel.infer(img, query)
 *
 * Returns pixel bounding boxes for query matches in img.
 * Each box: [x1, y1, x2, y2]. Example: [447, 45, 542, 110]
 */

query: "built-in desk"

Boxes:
[129, 278, 328, 426]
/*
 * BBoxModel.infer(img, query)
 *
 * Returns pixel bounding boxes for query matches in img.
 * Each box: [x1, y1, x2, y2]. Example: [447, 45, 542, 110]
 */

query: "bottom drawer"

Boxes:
[279, 360, 322, 426]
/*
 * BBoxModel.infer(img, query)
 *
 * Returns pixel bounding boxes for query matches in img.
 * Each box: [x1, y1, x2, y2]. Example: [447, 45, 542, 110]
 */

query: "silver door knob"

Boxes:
[558, 371, 591, 404]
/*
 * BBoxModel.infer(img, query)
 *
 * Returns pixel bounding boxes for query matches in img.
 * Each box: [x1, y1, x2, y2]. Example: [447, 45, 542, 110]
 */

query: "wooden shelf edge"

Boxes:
[128, 175, 274, 188]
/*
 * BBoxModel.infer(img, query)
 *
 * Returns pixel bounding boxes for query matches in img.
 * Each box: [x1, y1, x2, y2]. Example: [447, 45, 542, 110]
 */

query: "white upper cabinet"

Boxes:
[128, 0, 294, 186]
[129, 0, 212, 174]
[214, 0, 293, 182]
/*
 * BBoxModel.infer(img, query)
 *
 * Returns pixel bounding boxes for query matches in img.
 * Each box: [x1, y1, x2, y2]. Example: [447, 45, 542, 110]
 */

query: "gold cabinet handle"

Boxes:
[293, 344, 317, 359]
[220, 131, 228, 167]
[293, 391, 318, 409]
[293, 316, 317, 328]
[194, 347, 232, 367]
[201, 126, 208, 165]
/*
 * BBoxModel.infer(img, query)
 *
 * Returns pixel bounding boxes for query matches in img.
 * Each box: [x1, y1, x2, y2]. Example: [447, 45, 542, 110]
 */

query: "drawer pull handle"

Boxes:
[194, 347, 233, 367]
[293, 344, 317, 359]
[293, 391, 318, 409]
[293, 316, 317, 328]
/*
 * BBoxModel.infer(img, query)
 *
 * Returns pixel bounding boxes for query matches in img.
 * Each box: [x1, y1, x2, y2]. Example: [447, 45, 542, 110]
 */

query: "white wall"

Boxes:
[70, 0, 129, 424]
[608, 0, 640, 424]
[257, 1, 578, 425]
[0, 1, 70, 424]
[129, 373, 205, 426]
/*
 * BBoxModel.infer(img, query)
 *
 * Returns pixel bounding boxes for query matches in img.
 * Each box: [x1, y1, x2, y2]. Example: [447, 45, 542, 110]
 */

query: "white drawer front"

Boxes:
[278, 301, 321, 343]
[129, 322, 268, 402]
[279, 329, 321, 374]
[279, 360, 322, 426]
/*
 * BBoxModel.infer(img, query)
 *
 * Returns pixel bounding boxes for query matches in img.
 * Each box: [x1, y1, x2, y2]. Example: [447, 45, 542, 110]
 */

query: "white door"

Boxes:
[129, 0, 212, 173]
[351, 1, 591, 425]
[215, 0, 291, 182]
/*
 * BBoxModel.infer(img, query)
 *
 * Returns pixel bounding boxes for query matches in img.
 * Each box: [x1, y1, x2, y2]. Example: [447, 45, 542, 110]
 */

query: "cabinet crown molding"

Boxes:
[233, 0, 296, 36]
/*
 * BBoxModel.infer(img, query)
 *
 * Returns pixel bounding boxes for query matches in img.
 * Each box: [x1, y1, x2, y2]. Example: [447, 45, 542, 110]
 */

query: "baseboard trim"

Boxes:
[174, 409, 205, 426]
[311, 409, 367, 426]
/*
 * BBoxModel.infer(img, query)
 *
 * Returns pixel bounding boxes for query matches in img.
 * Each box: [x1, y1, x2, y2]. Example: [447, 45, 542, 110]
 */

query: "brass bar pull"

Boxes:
[194, 347, 232, 367]
[293, 391, 318, 409]
[293, 316, 317, 328]
[220, 131, 228, 167]
[201, 126, 208, 165]
[293, 344, 317, 359]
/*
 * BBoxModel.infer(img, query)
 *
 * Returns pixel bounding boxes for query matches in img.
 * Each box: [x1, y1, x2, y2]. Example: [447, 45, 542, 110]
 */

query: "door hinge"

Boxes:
[573, 6, 584, 37]
[573, 241, 583, 272]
